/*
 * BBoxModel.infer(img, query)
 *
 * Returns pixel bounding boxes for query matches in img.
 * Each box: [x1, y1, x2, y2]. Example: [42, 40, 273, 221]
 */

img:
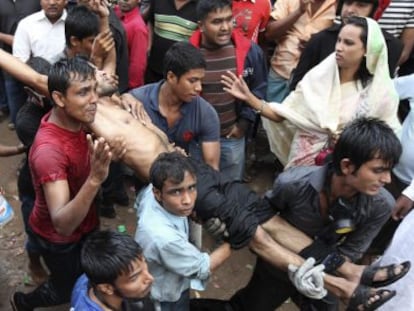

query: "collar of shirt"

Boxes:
[152, 197, 189, 235]
[37, 9, 67, 23]
[233, 0, 256, 3]
[308, 164, 329, 192]
[149, 80, 191, 118]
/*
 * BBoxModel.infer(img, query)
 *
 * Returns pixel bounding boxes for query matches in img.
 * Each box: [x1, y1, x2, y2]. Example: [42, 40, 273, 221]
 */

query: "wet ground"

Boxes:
[0, 119, 298, 311]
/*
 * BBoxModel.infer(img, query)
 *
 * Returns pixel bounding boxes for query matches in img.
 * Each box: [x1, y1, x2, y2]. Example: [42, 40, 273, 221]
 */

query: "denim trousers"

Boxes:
[4, 74, 26, 123]
[266, 69, 290, 103]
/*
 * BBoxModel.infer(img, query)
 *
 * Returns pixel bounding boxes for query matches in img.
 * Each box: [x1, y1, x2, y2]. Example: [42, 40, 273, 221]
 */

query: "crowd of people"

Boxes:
[0, 0, 414, 310]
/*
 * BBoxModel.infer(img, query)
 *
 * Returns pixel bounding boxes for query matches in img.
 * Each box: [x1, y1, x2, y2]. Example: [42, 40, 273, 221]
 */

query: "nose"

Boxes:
[335, 41, 343, 53]
[91, 90, 99, 103]
[144, 270, 154, 284]
[380, 171, 391, 184]
[194, 81, 202, 93]
[181, 190, 192, 205]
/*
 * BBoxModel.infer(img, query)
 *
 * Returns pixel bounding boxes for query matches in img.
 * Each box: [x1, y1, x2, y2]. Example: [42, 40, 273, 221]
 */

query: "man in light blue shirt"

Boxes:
[135, 152, 231, 310]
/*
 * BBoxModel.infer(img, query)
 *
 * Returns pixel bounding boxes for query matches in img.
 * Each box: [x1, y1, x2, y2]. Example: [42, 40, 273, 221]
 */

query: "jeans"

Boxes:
[4, 74, 26, 124]
[19, 231, 88, 308]
[0, 70, 8, 110]
[19, 194, 41, 253]
[266, 69, 290, 103]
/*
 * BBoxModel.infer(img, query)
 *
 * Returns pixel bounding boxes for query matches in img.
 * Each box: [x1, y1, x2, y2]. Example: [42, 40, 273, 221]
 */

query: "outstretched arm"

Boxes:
[0, 48, 48, 96]
[221, 71, 285, 122]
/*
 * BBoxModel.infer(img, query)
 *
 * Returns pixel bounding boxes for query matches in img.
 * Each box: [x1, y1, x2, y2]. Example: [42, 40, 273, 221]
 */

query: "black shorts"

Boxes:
[191, 159, 275, 249]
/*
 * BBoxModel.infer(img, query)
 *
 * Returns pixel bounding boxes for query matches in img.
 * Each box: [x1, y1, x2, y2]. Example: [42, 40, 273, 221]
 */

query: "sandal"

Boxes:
[360, 261, 411, 288]
[346, 285, 396, 311]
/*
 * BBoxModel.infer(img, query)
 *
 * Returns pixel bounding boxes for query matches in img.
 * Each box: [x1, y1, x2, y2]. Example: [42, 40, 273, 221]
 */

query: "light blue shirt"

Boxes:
[134, 185, 210, 303]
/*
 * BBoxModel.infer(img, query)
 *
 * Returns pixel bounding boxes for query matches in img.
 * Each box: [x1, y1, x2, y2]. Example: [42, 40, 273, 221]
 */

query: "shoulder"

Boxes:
[130, 83, 158, 101]
[71, 275, 101, 311]
[371, 188, 395, 211]
[278, 166, 318, 185]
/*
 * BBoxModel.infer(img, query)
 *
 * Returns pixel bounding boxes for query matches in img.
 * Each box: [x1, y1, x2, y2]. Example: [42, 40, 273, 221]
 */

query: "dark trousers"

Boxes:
[230, 257, 338, 311]
[21, 232, 85, 308]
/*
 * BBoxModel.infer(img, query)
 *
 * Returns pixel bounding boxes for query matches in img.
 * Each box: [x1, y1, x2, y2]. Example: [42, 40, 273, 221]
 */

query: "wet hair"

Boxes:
[47, 56, 95, 98]
[196, 0, 232, 21]
[336, 0, 379, 18]
[332, 117, 402, 175]
[65, 5, 99, 48]
[150, 152, 197, 191]
[163, 42, 206, 80]
[81, 230, 144, 286]
[342, 16, 372, 87]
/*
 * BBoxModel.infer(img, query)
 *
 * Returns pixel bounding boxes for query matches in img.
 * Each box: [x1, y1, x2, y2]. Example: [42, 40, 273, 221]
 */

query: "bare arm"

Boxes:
[0, 143, 25, 156]
[201, 141, 220, 171]
[398, 28, 414, 66]
[0, 32, 13, 46]
[44, 136, 111, 236]
[264, 0, 307, 42]
[209, 242, 231, 271]
[0, 49, 48, 96]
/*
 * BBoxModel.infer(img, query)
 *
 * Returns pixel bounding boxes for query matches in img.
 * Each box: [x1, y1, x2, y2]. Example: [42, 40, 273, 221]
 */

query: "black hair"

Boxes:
[196, 0, 232, 21]
[65, 5, 99, 48]
[332, 117, 402, 175]
[81, 230, 144, 286]
[149, 152, 197, 191]
[47, 56, 95, 98]
[163, 42, 206, 80]
[342, 16, 372, 87]
[336, 0, 379, 18]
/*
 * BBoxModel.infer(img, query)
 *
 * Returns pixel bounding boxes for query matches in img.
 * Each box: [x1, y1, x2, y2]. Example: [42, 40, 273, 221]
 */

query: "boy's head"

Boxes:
[65, 5, 100, 56]
[81, 230, 153, 300]
[197, 0, 233, 48]
[163, 42, 205, 102]
[332, 117, 401, 195]
[337, 0, 379, 20]
[118, 0, 140, 13]
[48, 57, 98, 124]
[150, 152, 197, 217]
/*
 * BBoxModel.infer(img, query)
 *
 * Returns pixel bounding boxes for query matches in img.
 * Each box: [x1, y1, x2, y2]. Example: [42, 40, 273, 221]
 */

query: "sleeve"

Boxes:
[259, 0, 272, 32]
[264, 170, 298, 211]
[127, 23, 148, 88]
[30, 143, 68, 184]
[12, 20, 31, 62]
[198, 99, 220, 142]
[158, 239, 211, 281]
[270, 0, 291, 21]
[394, 74, 414, 101]
[338, 192, 394, 261]
[402, 179, 414, 201]
[407, 6, 414, 28]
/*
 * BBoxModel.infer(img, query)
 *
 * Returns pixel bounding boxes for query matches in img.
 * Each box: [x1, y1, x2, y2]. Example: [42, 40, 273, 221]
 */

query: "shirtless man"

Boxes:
[0, 48, 404, 310]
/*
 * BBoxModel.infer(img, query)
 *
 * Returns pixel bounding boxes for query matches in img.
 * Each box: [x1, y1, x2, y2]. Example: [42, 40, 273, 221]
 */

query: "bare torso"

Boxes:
[89, 97, 174, 181]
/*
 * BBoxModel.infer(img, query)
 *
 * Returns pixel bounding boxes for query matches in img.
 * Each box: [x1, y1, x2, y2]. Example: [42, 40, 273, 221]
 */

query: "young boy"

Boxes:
[135, 152, 231, 310]
[71, 230, 154, 310]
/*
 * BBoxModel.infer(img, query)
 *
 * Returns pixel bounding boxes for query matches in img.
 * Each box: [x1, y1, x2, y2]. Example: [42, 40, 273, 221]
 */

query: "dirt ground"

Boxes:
[0, 119, 298, 311]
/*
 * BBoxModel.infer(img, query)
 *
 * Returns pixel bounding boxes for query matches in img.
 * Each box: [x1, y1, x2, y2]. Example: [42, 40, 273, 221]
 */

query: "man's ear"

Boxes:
[51, 90, 65, 108]
[96, 283, 115, 296]
[166, 71, 177, 84]
[69, 36, 80, 49]
[152, 187, 162, 203]
[340, 158, 355, 175]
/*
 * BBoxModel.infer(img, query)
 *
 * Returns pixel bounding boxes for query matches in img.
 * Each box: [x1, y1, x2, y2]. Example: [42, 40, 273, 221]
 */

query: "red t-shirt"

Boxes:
[232, 0, 272, 43]
[29, 112, 98, 243]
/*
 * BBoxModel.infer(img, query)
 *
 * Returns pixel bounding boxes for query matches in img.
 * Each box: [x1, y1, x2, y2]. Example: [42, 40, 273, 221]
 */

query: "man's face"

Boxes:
[344, 158, 392, 196]
[75, 36, 96, 58]
[199, 6, 234, 48]
[341, 1, 374, 20]
[118, 0, 140, 13]
[113, 257, 154, 299]
[169, 68, 204, 103]
[54, 74, 99, 124]
[154, 171, 197, 217]
[41, 0, 67, 23]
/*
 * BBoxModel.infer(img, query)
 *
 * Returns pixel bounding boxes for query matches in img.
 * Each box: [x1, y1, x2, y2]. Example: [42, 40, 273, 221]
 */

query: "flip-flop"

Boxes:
[360, 261, 411, 288]
[346, 285, 396, 311]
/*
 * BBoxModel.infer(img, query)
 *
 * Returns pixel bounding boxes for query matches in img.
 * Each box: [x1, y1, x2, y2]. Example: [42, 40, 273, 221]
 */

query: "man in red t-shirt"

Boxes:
[11, 57, 121, 310]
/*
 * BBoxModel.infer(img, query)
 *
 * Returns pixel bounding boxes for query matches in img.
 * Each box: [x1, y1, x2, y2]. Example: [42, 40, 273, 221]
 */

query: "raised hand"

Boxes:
[221, 70, 253, 102]
[87, 134, 112, 185]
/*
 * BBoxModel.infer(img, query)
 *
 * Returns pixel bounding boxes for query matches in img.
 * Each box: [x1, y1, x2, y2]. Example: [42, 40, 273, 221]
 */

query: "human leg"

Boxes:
[4, 74, 26, 126]
[219, 136, 245, 182]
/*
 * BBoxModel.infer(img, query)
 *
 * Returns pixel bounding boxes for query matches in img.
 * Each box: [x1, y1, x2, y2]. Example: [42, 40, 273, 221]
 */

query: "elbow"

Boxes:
[52, 220, 75, 237]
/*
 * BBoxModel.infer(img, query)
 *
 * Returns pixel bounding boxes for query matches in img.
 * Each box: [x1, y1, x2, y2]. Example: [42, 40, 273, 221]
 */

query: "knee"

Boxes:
[250, 226, 274, 253]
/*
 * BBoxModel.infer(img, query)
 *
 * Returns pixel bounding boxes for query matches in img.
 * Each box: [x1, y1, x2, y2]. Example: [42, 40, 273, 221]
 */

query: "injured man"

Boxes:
[0, 51, 409, 311]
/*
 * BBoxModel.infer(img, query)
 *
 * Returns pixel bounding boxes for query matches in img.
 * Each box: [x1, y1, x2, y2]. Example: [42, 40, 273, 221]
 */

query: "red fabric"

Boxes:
[232, 0, 271, 43]
[114, 6, 148, 89]
[29, 112, 98, 243]
[374, 0, 391, 20]
[189, 29, 252, 76]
